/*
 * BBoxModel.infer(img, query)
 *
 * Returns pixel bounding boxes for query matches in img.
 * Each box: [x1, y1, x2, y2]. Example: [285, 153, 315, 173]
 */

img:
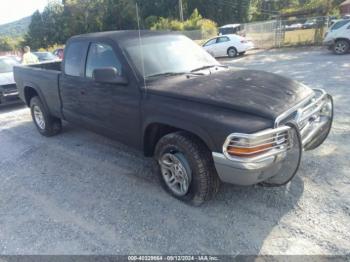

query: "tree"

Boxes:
[41, 0, 65, 46]
[102, 0, 138, 31]
[24, 10, 45, 49]
[0, 37, 14, 51]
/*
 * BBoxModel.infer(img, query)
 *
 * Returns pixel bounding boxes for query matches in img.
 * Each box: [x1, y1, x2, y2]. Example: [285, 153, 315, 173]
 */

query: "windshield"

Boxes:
[124, 34, 219, 78]
[331, 20, 350, 31]
[0, 57, 18, 73]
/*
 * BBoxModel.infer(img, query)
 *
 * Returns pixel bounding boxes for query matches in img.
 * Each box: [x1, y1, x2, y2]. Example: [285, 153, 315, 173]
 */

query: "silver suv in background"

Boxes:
[323, 19, 350, 54]
[0, 56, 20, 105]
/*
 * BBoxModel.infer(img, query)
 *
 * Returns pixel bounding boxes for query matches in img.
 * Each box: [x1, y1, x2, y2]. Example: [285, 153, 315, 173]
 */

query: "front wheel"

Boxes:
[155, 131, 220, 206]
[30, 96, 62, 136]
[333, 40, 349, 55]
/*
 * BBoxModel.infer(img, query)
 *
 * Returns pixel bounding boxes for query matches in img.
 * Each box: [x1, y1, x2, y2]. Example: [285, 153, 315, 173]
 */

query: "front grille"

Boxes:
[0, 84, 18, 101]
[295, 90, 327, 129]
[275, 89, 326, 129]
[1, 84, 17, 91]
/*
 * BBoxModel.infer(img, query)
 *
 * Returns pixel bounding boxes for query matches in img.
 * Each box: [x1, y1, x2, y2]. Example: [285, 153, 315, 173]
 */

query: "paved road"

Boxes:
[0, 48, 349, 255]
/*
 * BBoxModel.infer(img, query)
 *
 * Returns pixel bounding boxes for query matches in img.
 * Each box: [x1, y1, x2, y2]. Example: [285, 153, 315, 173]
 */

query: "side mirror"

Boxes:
[92, 67, 128, 85]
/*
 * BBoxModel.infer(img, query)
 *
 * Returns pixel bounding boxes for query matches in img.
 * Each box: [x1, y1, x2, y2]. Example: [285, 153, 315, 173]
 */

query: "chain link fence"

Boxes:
[177, 16, 331, 49]
[243, 16, 331, 49]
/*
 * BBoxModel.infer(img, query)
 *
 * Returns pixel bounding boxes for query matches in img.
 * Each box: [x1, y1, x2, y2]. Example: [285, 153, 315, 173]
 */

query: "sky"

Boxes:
[0, 0, 48, 25]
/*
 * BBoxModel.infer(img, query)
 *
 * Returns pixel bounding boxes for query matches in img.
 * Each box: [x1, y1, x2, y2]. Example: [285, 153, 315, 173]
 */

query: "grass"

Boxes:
[283, 28, 326, 46]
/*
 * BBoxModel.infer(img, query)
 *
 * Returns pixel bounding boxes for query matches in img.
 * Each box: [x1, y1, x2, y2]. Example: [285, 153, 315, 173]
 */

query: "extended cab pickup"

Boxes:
[14, 31, 334, 205]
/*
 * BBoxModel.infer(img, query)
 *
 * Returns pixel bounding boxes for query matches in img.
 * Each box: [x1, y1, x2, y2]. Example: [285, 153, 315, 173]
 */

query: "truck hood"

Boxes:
[0, 72, 15, 86]
[146, 69, 314, 120]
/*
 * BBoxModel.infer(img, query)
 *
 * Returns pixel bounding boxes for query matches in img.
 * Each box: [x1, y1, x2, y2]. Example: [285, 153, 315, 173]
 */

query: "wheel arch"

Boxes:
[335, 38, 350, 44]
[142, 120, 215, 157]
[23, 84, 50, 113]
[24, 86, 38, 106]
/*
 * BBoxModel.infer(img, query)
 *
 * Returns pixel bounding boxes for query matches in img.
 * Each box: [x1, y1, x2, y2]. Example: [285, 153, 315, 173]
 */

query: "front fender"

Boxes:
[143, 116, 216, 152]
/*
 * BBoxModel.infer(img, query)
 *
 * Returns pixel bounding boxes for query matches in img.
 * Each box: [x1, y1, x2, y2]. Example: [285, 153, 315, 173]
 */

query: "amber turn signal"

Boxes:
[227, 143, 273, 157]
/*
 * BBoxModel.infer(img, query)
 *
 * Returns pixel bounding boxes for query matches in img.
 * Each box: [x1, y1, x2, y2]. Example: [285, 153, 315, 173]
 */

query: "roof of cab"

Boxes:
[69, 30, 179, 44]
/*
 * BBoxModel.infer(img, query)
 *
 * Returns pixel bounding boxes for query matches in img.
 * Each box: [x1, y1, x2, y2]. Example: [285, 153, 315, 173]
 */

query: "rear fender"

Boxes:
[23, 82, 50, 113]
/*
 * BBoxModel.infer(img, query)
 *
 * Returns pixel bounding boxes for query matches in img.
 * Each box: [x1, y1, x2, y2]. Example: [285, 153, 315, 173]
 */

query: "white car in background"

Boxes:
[202, 34, 254, 58]
[323, 19, 350, 54]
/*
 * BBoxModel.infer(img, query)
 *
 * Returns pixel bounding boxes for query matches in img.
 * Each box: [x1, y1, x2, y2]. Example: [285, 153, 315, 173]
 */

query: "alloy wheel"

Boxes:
[334, 42, 348, 54]
[33, 105, 45, 130]
[159, 152, 192, 196]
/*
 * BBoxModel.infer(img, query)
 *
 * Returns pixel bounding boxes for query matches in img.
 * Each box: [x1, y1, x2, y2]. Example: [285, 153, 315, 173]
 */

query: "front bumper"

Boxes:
[213, 89, 333, 186]
[323, 40, 335, 50]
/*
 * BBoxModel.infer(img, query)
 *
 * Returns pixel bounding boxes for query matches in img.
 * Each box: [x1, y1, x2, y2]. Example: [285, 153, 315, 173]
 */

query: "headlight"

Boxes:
[223, 126, 291, 160]
[223, 124, 302, 186]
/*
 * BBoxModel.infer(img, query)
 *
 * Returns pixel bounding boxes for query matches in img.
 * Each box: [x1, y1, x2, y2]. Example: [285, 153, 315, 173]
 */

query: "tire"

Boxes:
[333, 40, 349, 55]
[227, 47, 237, 58]
[30, 96, 62, 136]
[154, 131, 220, 206]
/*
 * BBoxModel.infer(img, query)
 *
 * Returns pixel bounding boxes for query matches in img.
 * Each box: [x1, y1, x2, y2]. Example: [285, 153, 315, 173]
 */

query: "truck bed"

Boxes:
[13, 61, 63, 118]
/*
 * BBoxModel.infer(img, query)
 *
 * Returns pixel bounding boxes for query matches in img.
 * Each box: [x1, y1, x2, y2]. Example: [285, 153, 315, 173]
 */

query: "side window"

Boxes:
[204, 38, 217, 46]
[217, 36, 230, 43]
[85, 43, 122, 78]
[331, 20, 350, 31]
[64, 41, 87, 76]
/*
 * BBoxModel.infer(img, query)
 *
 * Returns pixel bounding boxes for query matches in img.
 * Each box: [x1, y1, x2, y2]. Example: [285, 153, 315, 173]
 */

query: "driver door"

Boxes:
[78, 41, 141, 146]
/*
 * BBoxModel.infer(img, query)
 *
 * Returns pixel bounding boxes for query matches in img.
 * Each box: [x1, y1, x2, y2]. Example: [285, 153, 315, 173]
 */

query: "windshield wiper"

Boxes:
[146, 71, 204, 78]
[190, 64, 228, 72]
[146, 72, 187, 78]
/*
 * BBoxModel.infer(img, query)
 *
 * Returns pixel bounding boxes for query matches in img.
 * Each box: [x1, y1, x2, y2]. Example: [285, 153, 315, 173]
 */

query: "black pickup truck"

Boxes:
[14, 31, 333, 205]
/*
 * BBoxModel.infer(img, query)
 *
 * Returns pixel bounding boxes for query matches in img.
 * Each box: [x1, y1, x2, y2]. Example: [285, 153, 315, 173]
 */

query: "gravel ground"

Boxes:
[0, 47, 349, 255]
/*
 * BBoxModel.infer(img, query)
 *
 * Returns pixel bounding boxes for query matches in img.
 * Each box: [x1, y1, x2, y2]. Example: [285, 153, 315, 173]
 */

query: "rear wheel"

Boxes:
[30, 96, 62, 136]
[227, 47, 237, 58]
[155, 131, 220, 206]
[333, 40, 349, 55]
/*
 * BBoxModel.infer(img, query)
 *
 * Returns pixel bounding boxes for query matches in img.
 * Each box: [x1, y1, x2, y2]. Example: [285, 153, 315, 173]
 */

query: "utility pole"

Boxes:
[179, 0, 184, 21]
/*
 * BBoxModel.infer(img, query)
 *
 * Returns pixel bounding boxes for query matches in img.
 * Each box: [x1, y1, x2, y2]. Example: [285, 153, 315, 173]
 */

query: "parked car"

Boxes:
[7, 55, 21, 63]
[202, 34, 254, 57]
[33, 52, 60, 62]
[302, 19, 317, 29]
[323, 19, 350, 54]
[218, 24, 243, 35]
[0, 56, 20, 104]
[14, 31, 333, 205]
[53, 48, 64, 59]
[284, 23, 303, 31]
